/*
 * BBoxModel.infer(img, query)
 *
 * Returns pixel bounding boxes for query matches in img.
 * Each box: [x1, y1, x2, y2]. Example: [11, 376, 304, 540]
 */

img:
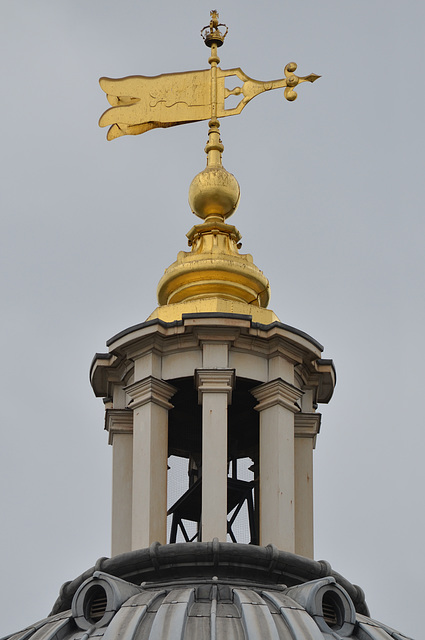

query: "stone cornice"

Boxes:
[195, 368, 235, 403]
[92, 315, 335, 407]
[124, 376, 177, 410]
[104, 315, 323, 360]
[294, 413, 321, 447]
[252, 378, 303, 414]
[314, 359, 337, 404]
[105, 409, 133, 445]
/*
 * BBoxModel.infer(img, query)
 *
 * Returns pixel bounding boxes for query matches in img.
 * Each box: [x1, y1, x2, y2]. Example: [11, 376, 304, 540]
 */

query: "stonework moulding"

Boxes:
[195, 368, 235, 403]
[294, 413, 321, 446]
[124, 376, 177, 410]
[105, 408, 133, 445]
[252, 378, 303, 413]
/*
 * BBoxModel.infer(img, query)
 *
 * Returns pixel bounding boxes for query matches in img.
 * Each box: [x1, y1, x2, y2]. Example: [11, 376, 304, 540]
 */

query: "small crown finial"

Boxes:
[201, 10, 228, 48]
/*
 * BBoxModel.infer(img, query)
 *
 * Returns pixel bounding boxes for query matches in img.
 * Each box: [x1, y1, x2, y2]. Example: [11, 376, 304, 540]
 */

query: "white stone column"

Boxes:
[252, 378, 302, 551]
[124, 376, 176, 550]
[294, 412, 321, 559]
[195, 369, 234, 542]
[106, 409, 133, 556]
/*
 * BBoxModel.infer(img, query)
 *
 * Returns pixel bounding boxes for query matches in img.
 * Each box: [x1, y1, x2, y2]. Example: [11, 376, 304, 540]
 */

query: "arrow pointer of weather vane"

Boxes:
[99, 10, 320, 141]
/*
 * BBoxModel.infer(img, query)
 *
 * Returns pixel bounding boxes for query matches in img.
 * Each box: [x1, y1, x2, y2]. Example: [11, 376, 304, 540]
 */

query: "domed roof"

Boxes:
[4, 543, 413, 640]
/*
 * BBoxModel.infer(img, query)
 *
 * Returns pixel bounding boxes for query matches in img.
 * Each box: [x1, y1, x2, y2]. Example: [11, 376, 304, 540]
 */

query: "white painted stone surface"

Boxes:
[125, 377, 176, 549]
[196, 369, 234, 542]
[162, 349, 202, 380]
[106, 409, 133, 556]
[294, 413, 321, 558]
[111, 430, 133, 555]
[229, 351, 268, 381]
[253, 379, 303, 551]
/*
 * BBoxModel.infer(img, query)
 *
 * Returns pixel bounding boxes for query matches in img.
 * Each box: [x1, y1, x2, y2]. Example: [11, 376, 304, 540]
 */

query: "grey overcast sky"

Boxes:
[1, 1, 424, 638]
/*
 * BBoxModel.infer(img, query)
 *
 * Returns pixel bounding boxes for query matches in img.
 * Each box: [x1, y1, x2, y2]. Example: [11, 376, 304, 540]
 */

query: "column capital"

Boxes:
[195, 368, 235, 404]
[125, 376, 177, 410]
[295, 412, 321, 447]
[105, 408, 133, 445]
[252, 378, 303, 413]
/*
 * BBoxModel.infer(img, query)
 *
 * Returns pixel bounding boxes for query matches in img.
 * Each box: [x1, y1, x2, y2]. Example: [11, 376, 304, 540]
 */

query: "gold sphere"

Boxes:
[188, 166, 240, 220]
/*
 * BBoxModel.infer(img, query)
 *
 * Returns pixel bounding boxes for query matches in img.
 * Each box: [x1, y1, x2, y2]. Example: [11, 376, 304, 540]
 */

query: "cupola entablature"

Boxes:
[91, 314, 334, 400]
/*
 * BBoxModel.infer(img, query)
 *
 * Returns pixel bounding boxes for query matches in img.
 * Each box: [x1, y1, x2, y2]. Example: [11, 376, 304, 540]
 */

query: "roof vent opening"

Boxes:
[84, 585, 108, 624]
[322, 590, 344, 630]
[72, 571, 144, 630]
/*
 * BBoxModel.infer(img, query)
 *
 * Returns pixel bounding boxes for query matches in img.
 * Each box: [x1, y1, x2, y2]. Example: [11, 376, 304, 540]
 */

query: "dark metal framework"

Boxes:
[168, 477, 258, 544]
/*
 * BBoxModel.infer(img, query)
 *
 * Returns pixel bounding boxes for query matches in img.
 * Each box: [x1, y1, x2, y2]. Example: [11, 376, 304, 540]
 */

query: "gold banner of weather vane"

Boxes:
[99, 11, 320, 141]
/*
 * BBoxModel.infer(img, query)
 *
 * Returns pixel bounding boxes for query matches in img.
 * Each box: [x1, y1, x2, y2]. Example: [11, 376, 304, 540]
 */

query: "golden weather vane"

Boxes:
[99, 10, 320, 141]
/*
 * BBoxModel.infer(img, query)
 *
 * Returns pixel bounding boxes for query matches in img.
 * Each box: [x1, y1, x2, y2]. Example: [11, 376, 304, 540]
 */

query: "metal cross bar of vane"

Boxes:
[218, 63, 320, 115]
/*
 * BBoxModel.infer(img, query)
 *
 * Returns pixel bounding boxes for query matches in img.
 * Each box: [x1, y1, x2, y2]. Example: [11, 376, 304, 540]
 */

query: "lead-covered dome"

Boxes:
[4, 543, 413, 640]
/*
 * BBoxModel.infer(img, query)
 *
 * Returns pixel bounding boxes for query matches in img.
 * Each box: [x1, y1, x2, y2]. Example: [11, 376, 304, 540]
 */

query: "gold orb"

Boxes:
[188, 166, 240, 220]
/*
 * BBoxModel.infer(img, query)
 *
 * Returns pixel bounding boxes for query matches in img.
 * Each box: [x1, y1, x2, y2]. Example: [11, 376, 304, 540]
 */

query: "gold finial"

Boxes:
[99, 12, 319, 322]
[159, 13, 266, 315]
[189, 11, 239, 222]
[201, 10, 228, 48]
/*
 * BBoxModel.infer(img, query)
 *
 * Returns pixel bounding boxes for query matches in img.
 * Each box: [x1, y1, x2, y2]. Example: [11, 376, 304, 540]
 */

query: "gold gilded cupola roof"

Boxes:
[99, 10, 319, 323]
